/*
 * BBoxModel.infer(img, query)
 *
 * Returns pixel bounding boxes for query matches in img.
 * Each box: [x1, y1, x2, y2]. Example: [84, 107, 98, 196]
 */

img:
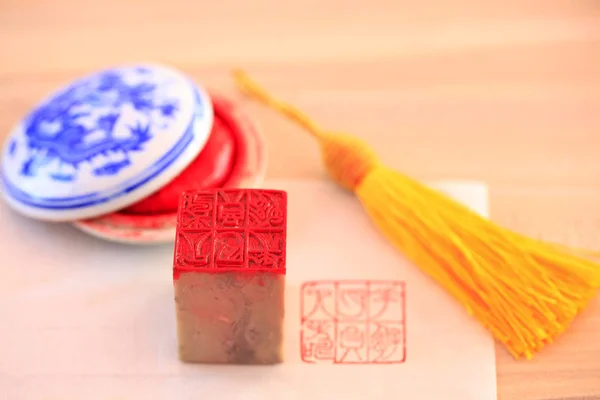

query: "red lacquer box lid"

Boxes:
[173, 188, 287, 280]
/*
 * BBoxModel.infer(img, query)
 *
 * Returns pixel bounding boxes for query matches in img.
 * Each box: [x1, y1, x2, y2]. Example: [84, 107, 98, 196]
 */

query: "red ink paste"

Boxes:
[124, 113, 236, 215]
[300, 280, 406, 364]
[173, 189, 287, 280]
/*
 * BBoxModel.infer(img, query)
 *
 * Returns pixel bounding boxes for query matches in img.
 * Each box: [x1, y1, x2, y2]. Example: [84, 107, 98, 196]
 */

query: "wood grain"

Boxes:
[1, 1, 599, 398]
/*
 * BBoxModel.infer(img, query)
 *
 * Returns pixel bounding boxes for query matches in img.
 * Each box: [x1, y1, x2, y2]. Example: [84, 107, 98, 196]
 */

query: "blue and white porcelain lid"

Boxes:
[0, 64, 213, 221]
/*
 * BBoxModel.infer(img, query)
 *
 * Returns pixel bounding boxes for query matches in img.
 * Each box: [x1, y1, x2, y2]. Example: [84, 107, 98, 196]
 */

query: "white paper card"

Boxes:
[0, 179, 497, 400]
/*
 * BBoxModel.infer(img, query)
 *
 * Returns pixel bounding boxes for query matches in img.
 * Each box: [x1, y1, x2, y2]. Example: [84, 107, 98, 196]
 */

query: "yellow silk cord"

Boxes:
[232, 69, 600, 359]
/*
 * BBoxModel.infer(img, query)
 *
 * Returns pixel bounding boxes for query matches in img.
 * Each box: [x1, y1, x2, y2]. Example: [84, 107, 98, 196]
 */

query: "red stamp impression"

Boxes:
[300, 280, 406, 364]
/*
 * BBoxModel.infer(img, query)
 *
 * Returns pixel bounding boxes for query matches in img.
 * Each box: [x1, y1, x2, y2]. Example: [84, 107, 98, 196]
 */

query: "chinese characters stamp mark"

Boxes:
[174, 189, 287, 276]
[300, 280, 406, 364]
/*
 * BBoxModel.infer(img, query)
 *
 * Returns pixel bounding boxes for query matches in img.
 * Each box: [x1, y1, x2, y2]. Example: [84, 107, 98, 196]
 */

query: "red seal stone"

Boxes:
[173, 188, 287, 364]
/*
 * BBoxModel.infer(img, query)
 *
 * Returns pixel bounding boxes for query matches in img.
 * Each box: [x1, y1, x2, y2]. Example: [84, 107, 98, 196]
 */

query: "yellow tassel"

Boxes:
[231, 69, 600, 360]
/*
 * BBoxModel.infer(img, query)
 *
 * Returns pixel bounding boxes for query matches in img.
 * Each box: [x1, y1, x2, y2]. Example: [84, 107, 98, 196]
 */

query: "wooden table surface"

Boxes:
[1, 1, 599, 399]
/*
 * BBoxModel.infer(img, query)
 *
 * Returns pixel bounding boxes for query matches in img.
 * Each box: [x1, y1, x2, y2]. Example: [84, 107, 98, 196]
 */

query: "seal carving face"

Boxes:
[17, 66, 182, 181]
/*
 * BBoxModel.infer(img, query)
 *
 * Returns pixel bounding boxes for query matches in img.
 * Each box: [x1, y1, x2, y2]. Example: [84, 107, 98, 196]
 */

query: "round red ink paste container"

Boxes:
[0, 64, 266, 244]
[72, 92, 266, 244]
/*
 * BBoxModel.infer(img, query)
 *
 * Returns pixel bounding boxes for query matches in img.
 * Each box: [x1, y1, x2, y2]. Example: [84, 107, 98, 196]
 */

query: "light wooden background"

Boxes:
[1, 1, 599, 399]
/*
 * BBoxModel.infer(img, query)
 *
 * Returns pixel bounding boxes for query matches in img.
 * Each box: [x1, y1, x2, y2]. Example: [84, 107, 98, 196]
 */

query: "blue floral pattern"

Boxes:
[18, 67, 180, 181]
[0, 65, 212, 218]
